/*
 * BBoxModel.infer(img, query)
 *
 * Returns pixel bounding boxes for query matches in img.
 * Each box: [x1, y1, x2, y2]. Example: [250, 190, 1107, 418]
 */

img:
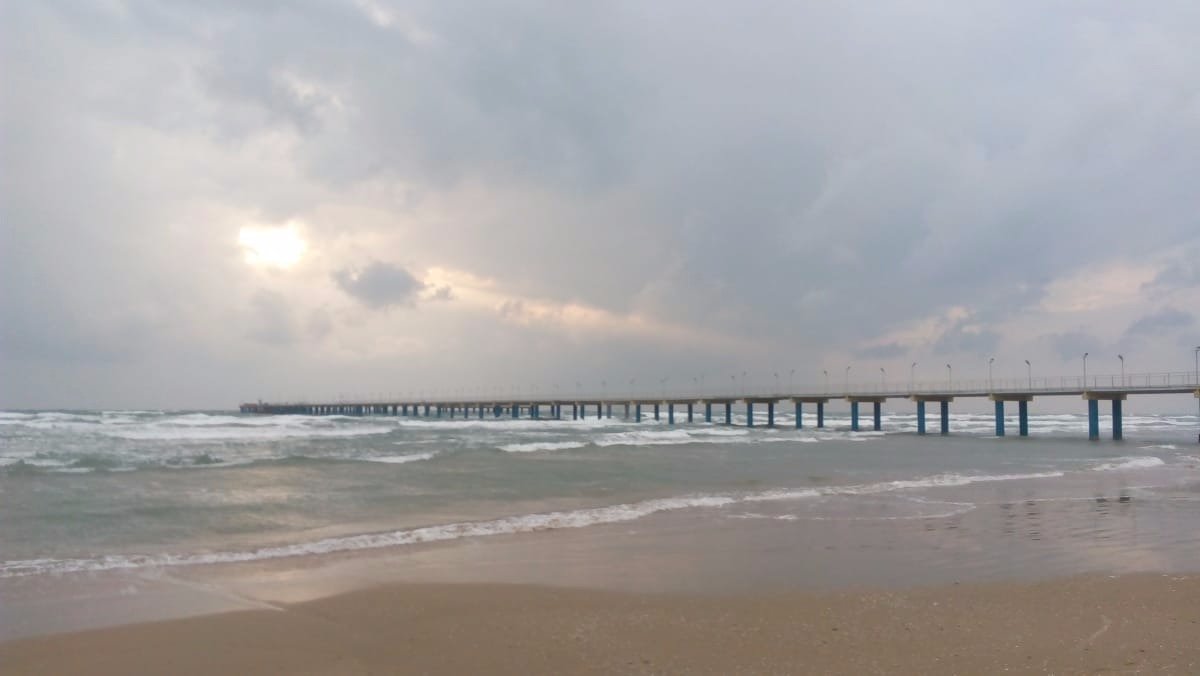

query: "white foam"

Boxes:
[360, 452, 437, 464]
[498, 441, 589, 453]
[0, 468, 1071, 579]
[1092, 456, 1166, 471]
[0, 494, 737, 578]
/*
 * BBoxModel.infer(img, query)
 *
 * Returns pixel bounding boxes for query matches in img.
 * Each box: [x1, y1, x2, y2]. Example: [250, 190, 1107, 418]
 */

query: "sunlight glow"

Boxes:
[238, 223, 307, 269]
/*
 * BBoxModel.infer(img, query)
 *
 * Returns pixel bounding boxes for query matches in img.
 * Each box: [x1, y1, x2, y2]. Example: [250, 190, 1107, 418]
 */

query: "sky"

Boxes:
[2, 1, 1199, 410]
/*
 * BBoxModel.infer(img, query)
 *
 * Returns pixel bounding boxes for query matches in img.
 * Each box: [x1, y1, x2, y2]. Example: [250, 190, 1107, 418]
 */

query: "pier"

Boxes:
[242, 371, 1200, 441]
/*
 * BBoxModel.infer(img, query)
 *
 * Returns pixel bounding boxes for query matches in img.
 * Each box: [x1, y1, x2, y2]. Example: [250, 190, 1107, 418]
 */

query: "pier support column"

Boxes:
[817, 401, 825, 428]
[1019, 401, 1028, 436]
[636, 404, 642, 423]
[436, 406, 442, 419]
[940, 401, 949, 435]
[917, 401, 926, 435]
[687, 403, 694, 423]
[572, 404, 578, 420]
[1088, 399, 1100, 440]
[850, 402, 859, 431]
[624, 403, 630, 420]
[513, 405, 520, 419]
[724, 402, 732, 425]
[668, 404, 675, 425]
[654, 404, 660, 421]
[746, 402, 754, 427]
[994, 401, 1005, 437]
[607, 403, 613, 419]
[597, 403, 602, 420]
[873, 402, 881, 431]
[795, 402, 803, 429]
[1112, 400, 1123, 440]
[767, 402, 775, 427]
[450, 406, 456, 419]
[479, 406, 485, 419]
[705, 403, 712, 423]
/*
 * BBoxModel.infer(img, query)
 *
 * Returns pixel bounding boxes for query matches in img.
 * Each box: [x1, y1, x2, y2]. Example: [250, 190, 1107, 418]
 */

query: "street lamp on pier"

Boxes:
[946, 364, 952, 389]
[909, 362, 917, 392]
[1025, 360, 1031, 388]
[1117, 355, 1124, 387]
[1082, 352, 1089, 389]
[844, 366, 851, 394]
[880, 367, 886, 390]
[988, 357, 995, 392]
[823, 370, 829, 393]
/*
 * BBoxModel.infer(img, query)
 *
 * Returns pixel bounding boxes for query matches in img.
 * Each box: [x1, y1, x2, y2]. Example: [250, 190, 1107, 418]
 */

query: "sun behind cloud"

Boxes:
[238, 222, 307, 269]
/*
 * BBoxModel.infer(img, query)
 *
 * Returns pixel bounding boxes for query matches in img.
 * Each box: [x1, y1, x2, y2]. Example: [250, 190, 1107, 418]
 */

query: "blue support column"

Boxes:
[572, 404, 578, 420]
[687, 403, 694, 422]
[705, 402, 712, 423]
[817, 401, 825, 428]
[607, 403, 613, 419]
[425, 405, 432, 417]
[795, 401, 803, 429]
[850, 402, 859, 431]
[597, 403, 602, 420]
[479, 405, 485, 419]
[994, 400, 1005, 437]
[624, 403, 630, 420]
[767, 402, 775, 427]
[450, 406, 456, 419]
[1019, 401, 1028, 436]
[1088, 399, 1100, 440]
[1111, 400, 1122, 440]
[494, 405, 502, 418]
[654, 404, 660, 421]
[668, 404, 675, 425]
[746, 402, 754, 427]
[873, 402, 881, 431]
[916, 401, 926, 435]
[939, 401, 949, 435]
[636, 404, 642, 422]
[725, 402, 732, 425]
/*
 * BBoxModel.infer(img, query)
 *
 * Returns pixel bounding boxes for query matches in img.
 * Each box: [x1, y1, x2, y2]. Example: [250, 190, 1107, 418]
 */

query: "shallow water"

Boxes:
[2, 408, 1198, 580]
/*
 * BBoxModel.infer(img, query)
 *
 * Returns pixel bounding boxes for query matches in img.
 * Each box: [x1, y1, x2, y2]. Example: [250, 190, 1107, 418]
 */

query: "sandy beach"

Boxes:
[4, 573, 1198, 675]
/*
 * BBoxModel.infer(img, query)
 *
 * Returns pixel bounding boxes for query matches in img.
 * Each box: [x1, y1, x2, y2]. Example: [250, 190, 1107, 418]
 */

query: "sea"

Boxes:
[3, 406, 1199, 590]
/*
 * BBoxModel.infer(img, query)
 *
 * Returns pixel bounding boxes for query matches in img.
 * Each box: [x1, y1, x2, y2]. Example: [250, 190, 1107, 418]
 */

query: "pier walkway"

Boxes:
[242, 371, 1200, 441]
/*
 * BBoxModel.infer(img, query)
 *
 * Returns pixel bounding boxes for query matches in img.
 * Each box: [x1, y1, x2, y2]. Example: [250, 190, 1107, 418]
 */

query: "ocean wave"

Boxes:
[0, 468, 1072, 578]
[498, 441, 589, 453]
[1092, 456, 1167, 471]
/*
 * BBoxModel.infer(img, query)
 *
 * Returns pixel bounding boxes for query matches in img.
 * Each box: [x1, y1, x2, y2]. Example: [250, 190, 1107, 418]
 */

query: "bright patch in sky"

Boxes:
[238, 223, 307, 269]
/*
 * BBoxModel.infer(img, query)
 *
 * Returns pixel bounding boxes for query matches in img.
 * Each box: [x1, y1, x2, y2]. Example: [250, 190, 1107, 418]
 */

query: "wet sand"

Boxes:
[3, 574, 1199, 675]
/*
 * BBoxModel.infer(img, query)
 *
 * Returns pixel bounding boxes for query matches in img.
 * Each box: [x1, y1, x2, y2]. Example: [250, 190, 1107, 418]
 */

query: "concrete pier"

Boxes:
[241, 369, 1199, 443]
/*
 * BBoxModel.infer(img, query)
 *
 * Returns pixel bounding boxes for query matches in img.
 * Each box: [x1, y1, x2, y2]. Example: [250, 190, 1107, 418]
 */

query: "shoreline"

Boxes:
[4, 573, 1198, 674]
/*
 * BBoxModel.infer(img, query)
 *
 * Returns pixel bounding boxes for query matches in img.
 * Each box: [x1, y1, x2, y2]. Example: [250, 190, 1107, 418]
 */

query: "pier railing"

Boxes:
[250, 371, 1199, 406]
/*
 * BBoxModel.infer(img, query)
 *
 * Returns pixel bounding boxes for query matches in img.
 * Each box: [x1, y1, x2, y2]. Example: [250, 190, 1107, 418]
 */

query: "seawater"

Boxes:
[2, 408, 1199, 579]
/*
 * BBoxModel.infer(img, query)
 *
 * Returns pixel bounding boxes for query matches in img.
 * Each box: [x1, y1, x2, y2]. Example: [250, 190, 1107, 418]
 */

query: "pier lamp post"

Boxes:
[700, 374, 706, 396]
[1118, 355, 1124, 387]
[1082, 352, 1089, 389]
[741, 371, 747, 397]
[988, 357, 995, 392]
[730, 375, 736, 396]
[789, 369, 795, 393]
[774, 372, 779, 393]
[946, 364, 952, 389]
[910, 362, 916, 391]
[1025, 360, 1031, 388]
[880, 367, 886, 391]
[601, 380, 607, 399]
[629, 378, 636, 397]
[823, 370, 829, 393]
[844, 366, 851, 394]
[660, 377, 668, 399]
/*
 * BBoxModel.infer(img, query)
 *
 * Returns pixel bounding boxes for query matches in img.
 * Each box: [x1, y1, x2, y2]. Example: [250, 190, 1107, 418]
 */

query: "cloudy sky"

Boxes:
[2, 1, 1199, 409]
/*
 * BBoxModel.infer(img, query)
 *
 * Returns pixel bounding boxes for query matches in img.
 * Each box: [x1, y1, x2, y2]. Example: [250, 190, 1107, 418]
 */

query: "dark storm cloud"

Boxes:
[333, 262, 427, 309]
[1124, 308, 1194, 338]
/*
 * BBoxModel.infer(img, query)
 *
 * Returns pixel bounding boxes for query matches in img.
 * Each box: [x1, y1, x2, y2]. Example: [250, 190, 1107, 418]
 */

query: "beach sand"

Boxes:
[3, 574, 1198, 675]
